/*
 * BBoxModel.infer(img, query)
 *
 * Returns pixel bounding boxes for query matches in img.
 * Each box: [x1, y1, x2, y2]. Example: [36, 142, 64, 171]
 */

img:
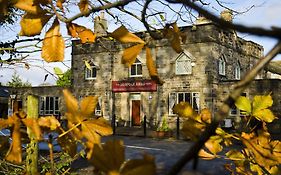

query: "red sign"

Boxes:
[112, 80, 157, 92]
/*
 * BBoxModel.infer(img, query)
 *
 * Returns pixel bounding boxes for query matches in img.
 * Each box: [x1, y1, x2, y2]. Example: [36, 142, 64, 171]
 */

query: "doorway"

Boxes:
[130, 94, 141, 126]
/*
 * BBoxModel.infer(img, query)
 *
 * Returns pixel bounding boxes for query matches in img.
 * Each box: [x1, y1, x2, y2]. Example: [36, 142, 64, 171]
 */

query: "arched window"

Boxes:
[218, 56, 226, 75]
[129, 58, 142, 77]
[235, 61, 241, 80]
[85, 62, 97, 80]
[175, 52, 192, 75]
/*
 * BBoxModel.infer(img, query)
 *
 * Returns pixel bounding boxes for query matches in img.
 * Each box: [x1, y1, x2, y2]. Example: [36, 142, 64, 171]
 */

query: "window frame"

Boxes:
[39, 96, 59, 116]
[85, 63, 97, 80]
[175, 52, 192, 75]
[218, 56, 226, 76]
[168, 92, 200, 115]
[129, 58, 142, 77]
[235, 61, 241, 80]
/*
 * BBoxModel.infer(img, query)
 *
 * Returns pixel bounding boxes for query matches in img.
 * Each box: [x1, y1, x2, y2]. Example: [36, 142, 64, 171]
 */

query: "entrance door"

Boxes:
[132, 100, 141, 126]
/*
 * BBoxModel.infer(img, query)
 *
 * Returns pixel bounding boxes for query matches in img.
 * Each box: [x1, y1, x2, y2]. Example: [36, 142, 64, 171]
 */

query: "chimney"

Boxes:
[94, 12, 108, 37]
[220, 10, 233, 22]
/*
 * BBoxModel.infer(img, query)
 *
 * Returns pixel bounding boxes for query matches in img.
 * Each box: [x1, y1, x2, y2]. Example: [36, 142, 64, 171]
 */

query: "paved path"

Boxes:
[73, 135, 230, 175]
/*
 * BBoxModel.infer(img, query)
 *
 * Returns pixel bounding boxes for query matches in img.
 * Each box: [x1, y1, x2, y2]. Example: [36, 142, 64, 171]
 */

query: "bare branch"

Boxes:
[167, 41, 281, 175]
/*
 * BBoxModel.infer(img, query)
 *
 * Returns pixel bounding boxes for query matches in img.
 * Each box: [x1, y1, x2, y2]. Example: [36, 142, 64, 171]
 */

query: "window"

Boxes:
[168, 92, 200, 115]
[235, 61, 241, 80]
[40, 97, 59, 115]
[85, 63, 97, 80]
[95, 97, 102, 116]
[218, 56, 226, 75]
[175, 52, 192, 75]
[129, 59, 142, 77]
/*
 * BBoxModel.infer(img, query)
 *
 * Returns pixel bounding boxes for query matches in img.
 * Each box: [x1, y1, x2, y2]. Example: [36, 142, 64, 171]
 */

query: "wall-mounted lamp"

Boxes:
[191, 62, 196, 67]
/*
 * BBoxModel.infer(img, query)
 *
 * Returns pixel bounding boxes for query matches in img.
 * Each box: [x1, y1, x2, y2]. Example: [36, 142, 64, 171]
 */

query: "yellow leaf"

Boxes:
[253, 95, 273, 112]
[120, 154, 156, 175]
[198, 149, 216, 160]
[22, 118, 42, 140]
[253, 108, 275, 123]
[173, 102, 194, 118]
[41, 18, 65, 62]
[5, 115, 22, 164]
[80, 96, 98, 118]
[67, 23, 96, 43]
[122, 44, 144, 67]
[163, 23, 183, 53]
[204, 136, 223, 155]
[181, 119, 203, 141]
[89, 140, 125, 172]
[13, 0, 44, 14]
[225, 150, 245, 161]
[63, 89, 79, 120]
[110, 26, 145, 44]
[78, 0, 89, 15]
[235, 96, 252, 115]
[19, 12, 52, 36]
[84, 60, 92, 70]
[146, 47, 163, 85]
[38, 116, 60, 130]
[200, 108, 211, 123]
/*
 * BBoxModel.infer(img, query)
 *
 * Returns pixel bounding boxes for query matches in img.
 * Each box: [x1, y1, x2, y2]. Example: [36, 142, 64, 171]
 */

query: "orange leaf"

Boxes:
[38, 116, 60, 130]
[13, 0, 44, 14]
[200, 108, 211, 124]
[78, 0, 89, 15]
[110, 26, 145, 44]
[122, 44, 144, 67]
[163, 23, 183, 53]
[63, 89, 79, 120]
[80, 96, 98, 119]
[146, 47, 163, 85]
[56, 0, 65, 11]
[67, 23, 96, 43]
[41, 18, 65, 62]
[22, 118, 42, 140]
[5, 115, 22, 164]
[19, 12, 52, 36]
[198, 149, 216, 160]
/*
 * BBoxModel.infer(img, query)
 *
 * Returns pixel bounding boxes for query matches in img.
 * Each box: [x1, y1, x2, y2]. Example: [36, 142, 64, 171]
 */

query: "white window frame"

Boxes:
[168, 92, 200, 115]
[39, 96, 59, 115]
[175, 52, 192, 75]
[85, 63, 97, 80]
[129, 58, 142, 77]
[235, 61, 241, 80]
[218, 56, 226, 76]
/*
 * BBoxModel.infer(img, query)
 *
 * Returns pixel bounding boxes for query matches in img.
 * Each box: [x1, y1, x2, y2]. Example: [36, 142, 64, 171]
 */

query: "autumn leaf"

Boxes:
[122, 43, 144, 67]
[198, 149, 216, 160]
[42, 18, 65, 62]
[89, 140, 125, 173]
[110, 26, 145, 44]
[146, 47, 163, 85]
[173, 102, 194, 118]
[56, 0, 65, 11]
[62, 89, 113, 158]
[163, 23, 185, 53]
[235, 96, 251, 115]
[253, 95, 273, 112]
[19, 12, 52, 36]
[200, 108, 211, 124]
[84, 60, 92, 70]
[54, 67, 63, 78]
[38, 116, 60, 130]
[253, 109, 275, 123]
[13, 0, 44, 14]
[57, 132, 77, 157]
[78, 0, 89, 15]
[67, 23, 96, 43]
[181, 119, 203, 141]
[22, 118, 42, 140]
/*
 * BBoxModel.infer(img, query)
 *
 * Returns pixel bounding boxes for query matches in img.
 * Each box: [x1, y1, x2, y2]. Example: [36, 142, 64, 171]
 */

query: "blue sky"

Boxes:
[1, 0, 281, 86]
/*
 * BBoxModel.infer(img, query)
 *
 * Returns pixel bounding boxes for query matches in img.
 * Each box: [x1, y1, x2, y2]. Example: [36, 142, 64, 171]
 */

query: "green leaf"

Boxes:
[159, 14, 165, 21]
[253, 109, 275, 123]
[235, 96, 251, 114]
[54, 67, 63, 78]
[253, 95, 273, 112]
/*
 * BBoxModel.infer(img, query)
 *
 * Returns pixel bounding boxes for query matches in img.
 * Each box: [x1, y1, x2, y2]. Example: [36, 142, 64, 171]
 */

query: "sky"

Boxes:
[1, 0, 281, 86]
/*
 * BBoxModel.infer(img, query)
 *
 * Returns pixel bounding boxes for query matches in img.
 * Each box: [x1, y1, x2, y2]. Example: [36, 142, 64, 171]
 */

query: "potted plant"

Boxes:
[156, 116, 171, 138]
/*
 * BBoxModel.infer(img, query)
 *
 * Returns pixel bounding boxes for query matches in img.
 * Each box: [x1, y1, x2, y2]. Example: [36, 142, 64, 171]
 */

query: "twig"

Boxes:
[167, 42, 281, 175]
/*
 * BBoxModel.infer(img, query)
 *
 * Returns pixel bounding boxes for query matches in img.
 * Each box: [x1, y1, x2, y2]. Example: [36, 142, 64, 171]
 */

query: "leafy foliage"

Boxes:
[174, 95, 281, 174]
[55, 68, 71, 87]
[6, 72, 31, 87]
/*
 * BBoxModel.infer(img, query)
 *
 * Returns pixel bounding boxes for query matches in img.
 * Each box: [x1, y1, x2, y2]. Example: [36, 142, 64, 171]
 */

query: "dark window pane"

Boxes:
[137, 64, 142, 75]
[178, 93, 184, 103]
[92, 67, 97, 77]
[131, 65, 136, 75]
[46, 97, 49, 110]
[185, 93, 191, 103]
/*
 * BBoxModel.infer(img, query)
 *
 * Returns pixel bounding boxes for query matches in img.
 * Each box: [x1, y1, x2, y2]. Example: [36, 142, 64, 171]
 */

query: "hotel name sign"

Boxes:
[112, 80, 157, 92]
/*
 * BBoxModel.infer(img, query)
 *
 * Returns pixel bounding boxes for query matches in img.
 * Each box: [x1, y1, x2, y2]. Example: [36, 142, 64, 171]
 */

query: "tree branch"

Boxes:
[167, 41, 281, 175]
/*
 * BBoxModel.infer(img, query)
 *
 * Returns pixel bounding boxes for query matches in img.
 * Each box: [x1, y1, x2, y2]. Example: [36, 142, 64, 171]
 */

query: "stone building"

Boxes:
[2, 12, 280, 133]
